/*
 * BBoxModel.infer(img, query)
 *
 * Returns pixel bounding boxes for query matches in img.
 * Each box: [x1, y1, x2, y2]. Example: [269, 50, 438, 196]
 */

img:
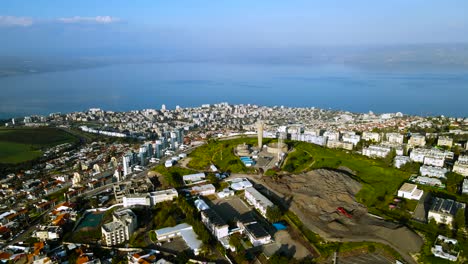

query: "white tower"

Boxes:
[257, 121, 264, 149]
[123, 154, 132, 177]
[161, 104, 166, 112]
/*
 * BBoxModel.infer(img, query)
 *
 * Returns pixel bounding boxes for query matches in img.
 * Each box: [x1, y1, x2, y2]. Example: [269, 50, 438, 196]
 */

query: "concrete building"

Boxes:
[122, 189, 178, 207]
[428, 197, 465, 227]
[201, 209, 229, 239]
[462, 179, 468, 195]
[245, 187, 273, 217]
[239, 222, 272, 246]
[453, 155, 468, 177]
[323, 130, 340, 141]
[362, 132, 381, 142]
[420, 165, 448, 179]
[102, 209, 137, 246]
[413, 176, 443, 187]
[424, 156, 445, 167]
[191, 184, 216, 196]
[342, 134, 361, 146]
[149, 188, 178, 205]
[229, 178, 253, 191]
[410, 148, 453, 167]
[257, 121, 264, 149]
[408, 134, 426, 147]
[437, 136, 453, 148]
[394, 156, 411, 168]
[154, 223, 202, 255]
[295, 134, 327, 146]
[123, 194, 149, 207]
[183, 173, 206, 186]
[397, 183, 424, 200]
[386, 133, 404, 144]
[327, 140, 353, 150]
[122, 152, 134, 177]
[33, 226, 62, 241]
[362, 145, 391, 158]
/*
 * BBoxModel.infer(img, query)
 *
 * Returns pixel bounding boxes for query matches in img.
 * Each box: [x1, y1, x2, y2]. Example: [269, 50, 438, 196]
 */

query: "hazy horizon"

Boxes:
[2, 1, 468, 57]
[1, 1, 468, 119]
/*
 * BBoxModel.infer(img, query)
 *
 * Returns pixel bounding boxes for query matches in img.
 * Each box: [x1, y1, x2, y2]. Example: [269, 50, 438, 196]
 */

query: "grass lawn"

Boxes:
[0, 127, 78, 164]
[283, 141, 411, 212]
[187, 137, 268, 173]
[149, 230, 157, 242]
[153, 165, 198, 187]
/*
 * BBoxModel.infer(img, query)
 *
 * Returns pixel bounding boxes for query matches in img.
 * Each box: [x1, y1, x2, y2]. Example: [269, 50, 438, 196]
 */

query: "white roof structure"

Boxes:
[463, 179, 468, 194]
[413, 176, 443, 187]
[194, 199, 210, 211]
[397, 183, 424, 200]
[229, 178, 253, 190]
[192, 184, 216, 195]
[155, 223, 202, 253]
[183, 173, 206, 185]
[245, 187, 274, 208]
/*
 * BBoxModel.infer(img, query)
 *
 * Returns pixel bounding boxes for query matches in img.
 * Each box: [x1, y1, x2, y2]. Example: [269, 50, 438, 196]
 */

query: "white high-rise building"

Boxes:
[101, 209, 137, 246]
[122, 153, 133, 177]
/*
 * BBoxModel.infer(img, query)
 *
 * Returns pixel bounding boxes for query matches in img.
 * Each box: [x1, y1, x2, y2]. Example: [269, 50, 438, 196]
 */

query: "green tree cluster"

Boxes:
[266, 206, 283, 223]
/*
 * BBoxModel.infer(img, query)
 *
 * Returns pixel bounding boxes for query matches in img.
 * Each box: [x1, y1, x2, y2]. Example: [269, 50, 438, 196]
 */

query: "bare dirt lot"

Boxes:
[241, 169, 423, 264]
[272, 230, 312, 259]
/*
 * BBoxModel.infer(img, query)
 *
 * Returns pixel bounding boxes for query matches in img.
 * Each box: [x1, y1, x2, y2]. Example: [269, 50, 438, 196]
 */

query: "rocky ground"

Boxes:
[239, 169, 423, 264]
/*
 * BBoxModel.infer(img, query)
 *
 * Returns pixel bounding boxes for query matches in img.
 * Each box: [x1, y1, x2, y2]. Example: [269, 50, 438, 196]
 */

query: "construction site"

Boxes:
[243, 169, 424, 264]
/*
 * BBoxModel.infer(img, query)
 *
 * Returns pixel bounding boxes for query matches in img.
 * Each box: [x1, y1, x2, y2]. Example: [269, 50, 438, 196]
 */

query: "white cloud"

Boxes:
[58, 16, 120, 24]
[0, 16, 33, 27]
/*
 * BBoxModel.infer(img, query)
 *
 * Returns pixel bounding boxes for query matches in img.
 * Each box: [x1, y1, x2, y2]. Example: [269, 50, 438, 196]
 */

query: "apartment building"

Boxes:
[245, 187, 273, 217]
[101, 209, 137, 246]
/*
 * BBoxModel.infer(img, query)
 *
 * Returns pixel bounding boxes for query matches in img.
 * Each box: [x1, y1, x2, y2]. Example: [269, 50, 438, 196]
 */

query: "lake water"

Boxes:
[1, 62, 467, 118]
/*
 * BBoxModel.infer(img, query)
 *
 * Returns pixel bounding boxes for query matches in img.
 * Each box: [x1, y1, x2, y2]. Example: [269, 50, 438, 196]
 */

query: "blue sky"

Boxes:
[1, 0, 468, 56]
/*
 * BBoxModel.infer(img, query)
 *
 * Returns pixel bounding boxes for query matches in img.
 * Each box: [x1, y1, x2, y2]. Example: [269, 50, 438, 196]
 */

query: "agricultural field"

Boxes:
[0, 127, 78, 164]
[282, 141, 411, 214]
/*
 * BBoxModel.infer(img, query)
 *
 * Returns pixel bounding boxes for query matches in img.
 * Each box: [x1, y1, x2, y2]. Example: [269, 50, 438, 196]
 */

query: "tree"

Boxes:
[383, 148, 396, 167]
[266, 206, 283, 223]
[455, 209, 466, 230]
[446, 172, 464, 194]
[229, 233, 243, 252]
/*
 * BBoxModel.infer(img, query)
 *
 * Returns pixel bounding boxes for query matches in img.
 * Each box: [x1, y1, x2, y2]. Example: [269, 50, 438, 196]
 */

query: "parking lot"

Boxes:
[209, 195, 254, 223]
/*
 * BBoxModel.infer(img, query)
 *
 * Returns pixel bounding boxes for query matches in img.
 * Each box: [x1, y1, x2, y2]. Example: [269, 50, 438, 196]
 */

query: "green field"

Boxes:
[0, 127, 78, 164]
[0, 141, 43, 163]
[187, 137, 270, 173]
[153, 164, 198, 187]
[283, 141, 411, 213]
